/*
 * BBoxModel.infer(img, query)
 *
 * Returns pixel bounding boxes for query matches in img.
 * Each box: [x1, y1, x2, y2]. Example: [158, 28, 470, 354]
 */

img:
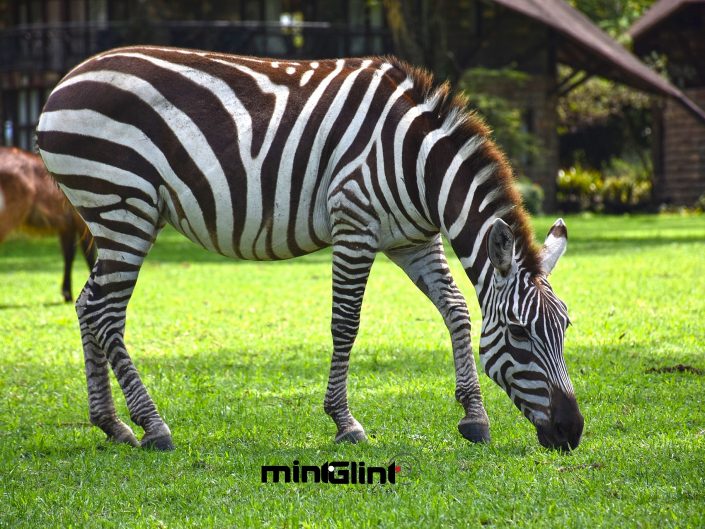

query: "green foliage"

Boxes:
[601, 157, 652, 213]
[566, 0, 654, 40]
[557, 165, 604, 212]
[557, 70, 652, 135]
[557, 158, 652, 213]
[557, 66, 654, 175]
[696, 194, 705, 213]
[2, 215, 705, 527]
[516, 178, 544, 215]
[558, 2, 657, 173]
[458, 68, 541, 175]
[600, 176, 651, 213]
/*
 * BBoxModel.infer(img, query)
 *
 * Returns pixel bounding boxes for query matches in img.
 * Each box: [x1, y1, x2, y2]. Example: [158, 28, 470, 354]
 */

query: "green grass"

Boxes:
[1, 213, 704, 528]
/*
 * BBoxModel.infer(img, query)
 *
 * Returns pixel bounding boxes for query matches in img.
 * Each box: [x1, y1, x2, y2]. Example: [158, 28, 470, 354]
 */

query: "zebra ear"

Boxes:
[540, 218, 568, 275]
[487, 218, 515, 276]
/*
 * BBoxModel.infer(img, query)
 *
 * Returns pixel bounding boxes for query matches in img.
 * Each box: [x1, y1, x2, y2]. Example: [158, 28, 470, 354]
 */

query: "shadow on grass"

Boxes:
[0, 301, 66, 310]
[565, 235, 705, 256]
[0, 232, 334, 268]
[3, 219, 704, 270]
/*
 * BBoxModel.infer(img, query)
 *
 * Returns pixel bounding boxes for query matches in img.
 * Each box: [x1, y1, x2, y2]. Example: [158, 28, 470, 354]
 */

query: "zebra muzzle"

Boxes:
[535, 391, 584, 451]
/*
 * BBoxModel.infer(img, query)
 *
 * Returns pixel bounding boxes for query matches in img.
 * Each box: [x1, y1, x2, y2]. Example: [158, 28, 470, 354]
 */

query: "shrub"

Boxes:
[556, 165, 603, 212]
[515, 178, 544, 215]
[600, 176, 651, 213]
[600, 157, 652, 213]
[556, 158, 652, 213]
[695, 194, 705, 213]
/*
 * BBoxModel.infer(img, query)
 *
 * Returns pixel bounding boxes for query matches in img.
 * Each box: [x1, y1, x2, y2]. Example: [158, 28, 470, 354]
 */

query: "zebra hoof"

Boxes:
[140, 434, 175, 451]
[107, 431, 139, 447]
[458, 420, 491, 444]
[335, 429, 368, 444]
[100, 419, 139, 447]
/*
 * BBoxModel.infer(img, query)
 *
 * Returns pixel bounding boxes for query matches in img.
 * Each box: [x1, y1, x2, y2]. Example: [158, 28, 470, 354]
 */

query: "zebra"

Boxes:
[36, 46, 584, 451]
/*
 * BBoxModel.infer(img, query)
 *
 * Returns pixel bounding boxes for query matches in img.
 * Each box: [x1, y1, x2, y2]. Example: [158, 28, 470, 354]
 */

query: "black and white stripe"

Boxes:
[37, 45, 582, 450]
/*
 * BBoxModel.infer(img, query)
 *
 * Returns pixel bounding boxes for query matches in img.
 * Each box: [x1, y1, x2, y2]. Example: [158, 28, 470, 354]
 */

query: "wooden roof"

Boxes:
[491, 0, 705, 123]
[629, 0, 705, 39]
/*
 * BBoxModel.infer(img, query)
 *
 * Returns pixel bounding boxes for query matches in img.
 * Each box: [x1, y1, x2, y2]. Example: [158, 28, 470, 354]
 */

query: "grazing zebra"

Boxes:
[37, 46, 583, 451]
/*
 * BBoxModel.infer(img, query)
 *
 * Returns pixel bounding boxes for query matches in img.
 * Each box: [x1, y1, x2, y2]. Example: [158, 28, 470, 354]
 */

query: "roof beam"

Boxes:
[557, 71, 593, 97]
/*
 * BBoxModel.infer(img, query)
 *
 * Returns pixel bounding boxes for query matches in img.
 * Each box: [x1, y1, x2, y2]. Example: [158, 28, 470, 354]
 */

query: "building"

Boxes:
[0, 0, 389, 151]
[630, 0, 705, 206]
[1, 0, 703, 210]
[430, 0, 705, 209]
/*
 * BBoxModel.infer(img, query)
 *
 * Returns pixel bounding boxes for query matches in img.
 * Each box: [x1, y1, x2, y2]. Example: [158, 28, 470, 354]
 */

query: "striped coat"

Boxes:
[38, 46, 583, 451]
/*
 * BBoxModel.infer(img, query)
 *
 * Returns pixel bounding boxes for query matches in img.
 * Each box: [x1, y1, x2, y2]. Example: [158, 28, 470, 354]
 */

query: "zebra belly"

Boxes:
[158, 182, 333, 261]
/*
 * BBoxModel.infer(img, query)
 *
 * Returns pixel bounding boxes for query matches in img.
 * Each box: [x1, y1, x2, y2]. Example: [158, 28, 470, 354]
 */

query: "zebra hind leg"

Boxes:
[386, 237, 491, 443]
[78, 278, 139, 447]
[324, 237, 376, 443]
[77, 217, 173, 450]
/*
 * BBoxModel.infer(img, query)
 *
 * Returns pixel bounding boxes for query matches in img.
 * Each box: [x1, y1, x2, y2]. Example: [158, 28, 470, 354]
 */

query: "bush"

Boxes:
[515, 178, 544, 215]
[600, 157, 652, 213]
[556, 158, 652, 213]
[695, 194, 705, 213]
[556, 165, 603, 212]
[600, 176, 651, 213]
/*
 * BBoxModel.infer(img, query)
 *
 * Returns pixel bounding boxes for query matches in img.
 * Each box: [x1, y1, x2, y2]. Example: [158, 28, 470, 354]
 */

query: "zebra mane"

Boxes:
[381, 56, 543, 277]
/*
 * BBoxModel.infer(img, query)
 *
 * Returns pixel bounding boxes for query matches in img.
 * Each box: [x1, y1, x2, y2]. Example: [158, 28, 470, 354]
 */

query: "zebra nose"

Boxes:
[537, 391, 584, 451]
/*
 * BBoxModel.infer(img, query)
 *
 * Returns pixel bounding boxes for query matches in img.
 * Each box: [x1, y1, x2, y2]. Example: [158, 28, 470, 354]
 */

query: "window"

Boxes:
[2, 87, 42, 150]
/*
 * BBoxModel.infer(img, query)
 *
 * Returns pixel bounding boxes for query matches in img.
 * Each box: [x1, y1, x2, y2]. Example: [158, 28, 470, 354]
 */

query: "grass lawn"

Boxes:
[1, 213, 704, 528]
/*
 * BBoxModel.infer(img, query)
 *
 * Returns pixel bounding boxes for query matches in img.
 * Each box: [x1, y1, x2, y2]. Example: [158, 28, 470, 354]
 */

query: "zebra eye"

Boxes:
[508, 324, 530, 340]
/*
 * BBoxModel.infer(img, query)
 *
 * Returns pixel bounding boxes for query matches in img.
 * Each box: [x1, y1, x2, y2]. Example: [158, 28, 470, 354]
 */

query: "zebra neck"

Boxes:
[449, 231, 497, 312]
[424, 145, 515, 310]
[448, 214, 538, 315]
[421, 125, 540, 313]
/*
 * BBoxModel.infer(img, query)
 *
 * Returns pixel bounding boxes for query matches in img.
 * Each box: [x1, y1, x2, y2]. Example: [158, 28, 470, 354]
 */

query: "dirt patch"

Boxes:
[646, 364, 704, 375]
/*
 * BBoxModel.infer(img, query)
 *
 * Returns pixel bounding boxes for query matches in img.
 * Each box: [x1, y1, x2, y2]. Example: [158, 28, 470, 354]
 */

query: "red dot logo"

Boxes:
[395, 465, 401, 473]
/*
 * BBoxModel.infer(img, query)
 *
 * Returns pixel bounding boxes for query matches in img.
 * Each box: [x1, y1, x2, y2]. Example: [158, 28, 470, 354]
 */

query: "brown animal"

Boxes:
[0, 146, 96, 301]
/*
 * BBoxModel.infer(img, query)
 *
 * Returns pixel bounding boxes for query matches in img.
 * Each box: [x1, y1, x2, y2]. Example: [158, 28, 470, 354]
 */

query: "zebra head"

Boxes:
[479, 218, 583, 450]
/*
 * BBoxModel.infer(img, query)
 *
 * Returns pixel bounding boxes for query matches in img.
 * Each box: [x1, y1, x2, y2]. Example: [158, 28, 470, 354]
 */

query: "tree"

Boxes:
[559, 1, 659, 170]
[382, 0, 451, 79]
[567, 0, 655, 42]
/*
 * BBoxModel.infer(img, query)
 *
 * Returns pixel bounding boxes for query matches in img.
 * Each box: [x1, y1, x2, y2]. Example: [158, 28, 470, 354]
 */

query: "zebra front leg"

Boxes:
[386, 237, 491, 443]
[324, 244, 376, 443]
[78, 250, 173, 450]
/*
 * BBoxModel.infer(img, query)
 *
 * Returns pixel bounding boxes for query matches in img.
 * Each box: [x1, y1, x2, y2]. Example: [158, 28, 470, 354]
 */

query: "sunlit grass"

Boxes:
[1, 214, 704, 528]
